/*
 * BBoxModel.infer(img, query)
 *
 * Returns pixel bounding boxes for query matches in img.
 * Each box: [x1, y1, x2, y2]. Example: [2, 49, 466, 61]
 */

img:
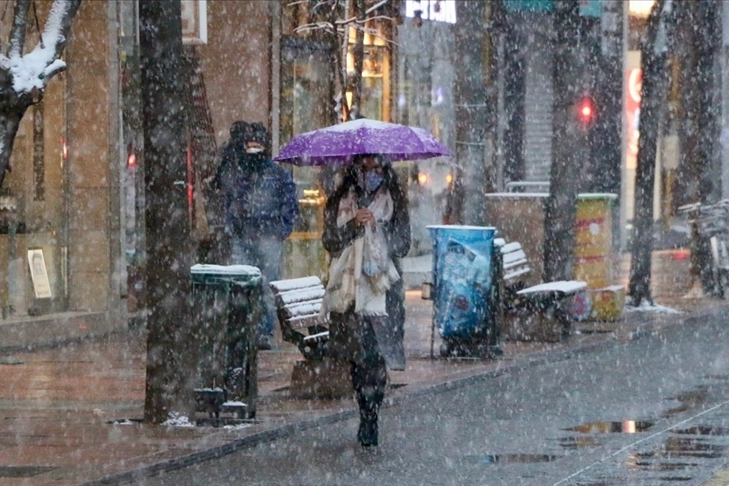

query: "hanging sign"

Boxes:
[580, 0, 601, 17]
[181, 0, 208, 45]
[503, 0, 601, 16]
[28, 249, 52, 299]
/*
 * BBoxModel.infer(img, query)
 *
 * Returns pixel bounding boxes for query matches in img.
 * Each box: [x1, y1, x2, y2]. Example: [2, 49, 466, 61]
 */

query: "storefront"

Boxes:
[1, 0, 124, 330]
[276, 1, 398, 279]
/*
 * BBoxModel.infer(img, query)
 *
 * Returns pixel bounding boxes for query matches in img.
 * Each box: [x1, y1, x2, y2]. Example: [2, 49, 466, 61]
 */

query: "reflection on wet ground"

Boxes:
[0, 358, 24, 365]
[644, 437, 727, 460]
[626, 451, 700, 471]
[574, 328, 614, 335]
[556, 435, 602, 449]
[661, 387, 710, 418]
[673, 425, 729, 436]
[0, 466, 56, 478]
[704, 374, 729, 381]
[462, 454, 560, 465]
[574, 481, 630, 486]
[567, 420, 655, 434]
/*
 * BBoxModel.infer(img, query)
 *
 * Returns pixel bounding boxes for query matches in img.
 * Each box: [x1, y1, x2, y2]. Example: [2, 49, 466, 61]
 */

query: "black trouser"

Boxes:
[350, 312, 387, 420]
[351, 351, 387, 420]
[330, 308, 390, 433]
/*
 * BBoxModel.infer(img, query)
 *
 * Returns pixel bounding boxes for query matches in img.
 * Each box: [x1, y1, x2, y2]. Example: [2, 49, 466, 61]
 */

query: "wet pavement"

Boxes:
[0, 250, 727, 485]
[137, 296, 729, 486]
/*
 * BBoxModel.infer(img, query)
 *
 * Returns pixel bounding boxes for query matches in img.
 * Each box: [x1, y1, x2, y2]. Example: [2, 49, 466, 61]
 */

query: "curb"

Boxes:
[82, 304, 729, 486]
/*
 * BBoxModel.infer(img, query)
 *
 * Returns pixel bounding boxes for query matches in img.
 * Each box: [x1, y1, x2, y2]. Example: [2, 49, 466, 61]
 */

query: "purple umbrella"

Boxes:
[273, 118, 452, 166]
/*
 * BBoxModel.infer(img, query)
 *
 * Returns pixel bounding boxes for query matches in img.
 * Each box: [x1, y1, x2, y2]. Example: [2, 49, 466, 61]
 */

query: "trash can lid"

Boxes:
[190, 264, 262, 286]
[577, 193, 618, 200]
[191, 264, 261, 276]
[426, 224, 497, 231]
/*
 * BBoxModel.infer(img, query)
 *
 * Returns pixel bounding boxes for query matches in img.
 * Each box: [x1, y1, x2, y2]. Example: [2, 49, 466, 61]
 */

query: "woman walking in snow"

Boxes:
[321, 154, 411, 447]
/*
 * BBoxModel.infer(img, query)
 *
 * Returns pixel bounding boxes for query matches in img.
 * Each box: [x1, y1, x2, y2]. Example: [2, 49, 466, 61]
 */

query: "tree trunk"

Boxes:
[452, 0, 493, 225]
[593, 0, 624, 251]
[628, 0, 670, 306]
[500, 5, 525, 185]
[349, 0, 366, 119]
[543, 0, 582, 282]
[694, 0, 722, 294]
[139, 0, 194, 423]
[0, 109, 26, 188]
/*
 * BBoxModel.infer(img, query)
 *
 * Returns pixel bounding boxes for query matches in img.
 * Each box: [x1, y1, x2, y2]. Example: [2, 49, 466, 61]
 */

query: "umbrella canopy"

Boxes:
[273, 118, 452, 166]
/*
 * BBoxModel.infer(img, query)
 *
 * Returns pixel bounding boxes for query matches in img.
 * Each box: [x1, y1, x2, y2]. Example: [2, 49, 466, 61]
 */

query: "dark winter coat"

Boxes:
[214, 142, 299, 241]
[322, 165, 411, 369]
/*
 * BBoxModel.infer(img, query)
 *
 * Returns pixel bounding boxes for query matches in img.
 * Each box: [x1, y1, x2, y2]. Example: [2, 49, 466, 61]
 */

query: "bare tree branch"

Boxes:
[46, 0, 82, 61]
[365, 0, 389, 15]
[294, 21, 336, 34]
[349, 0, 365, 119]
[9, 0, 82, 96]
[7, 0, 31, 58]
[0, 0, 83, 189]
[334, 13, 393, 26]
[334, 15, 357, 25]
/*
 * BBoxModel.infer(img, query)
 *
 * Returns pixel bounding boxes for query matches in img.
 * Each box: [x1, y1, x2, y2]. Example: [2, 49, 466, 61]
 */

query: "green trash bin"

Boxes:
[190, 264, 262, 421]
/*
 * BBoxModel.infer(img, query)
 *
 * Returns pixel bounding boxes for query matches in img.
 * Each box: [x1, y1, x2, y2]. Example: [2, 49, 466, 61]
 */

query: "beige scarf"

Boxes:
[322, 186, 401, 316]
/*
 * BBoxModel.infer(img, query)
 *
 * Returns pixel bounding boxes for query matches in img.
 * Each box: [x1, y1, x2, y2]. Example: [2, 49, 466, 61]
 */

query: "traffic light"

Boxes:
[577, 96, 596, 127]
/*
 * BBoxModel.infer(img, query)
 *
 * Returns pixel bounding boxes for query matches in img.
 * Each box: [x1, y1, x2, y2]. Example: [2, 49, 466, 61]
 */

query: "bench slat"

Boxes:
[271, 276, 330, 359]
[277, 286, 325, 306]
[283, 300, 322, 319]
[503, 260, 529, 273]
[517, 280, 587, 297]
[500, 242, 524, 254]
[285, 314, 323, 330]
[302, 331, 329, 343]
[504, 267, 531, 281]
[270, 276, 323, 293]
[502, 250, 527, 265]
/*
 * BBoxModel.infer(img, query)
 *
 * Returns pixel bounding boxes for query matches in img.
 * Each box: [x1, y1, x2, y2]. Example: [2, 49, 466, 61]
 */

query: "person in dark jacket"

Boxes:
[213, 121, 299, 350]
[321, 154, 411, 447]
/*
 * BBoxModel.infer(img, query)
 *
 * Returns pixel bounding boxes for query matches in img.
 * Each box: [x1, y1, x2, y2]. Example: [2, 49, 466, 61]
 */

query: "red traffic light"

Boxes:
[577, 97, 596, 125]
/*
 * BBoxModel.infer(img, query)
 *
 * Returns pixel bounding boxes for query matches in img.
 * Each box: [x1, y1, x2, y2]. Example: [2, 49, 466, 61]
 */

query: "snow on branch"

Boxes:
[365, 0, 389, 15]
[294, 21, 336, 35]
[5, 0, 82, 96]
[7, 0, 32, 59]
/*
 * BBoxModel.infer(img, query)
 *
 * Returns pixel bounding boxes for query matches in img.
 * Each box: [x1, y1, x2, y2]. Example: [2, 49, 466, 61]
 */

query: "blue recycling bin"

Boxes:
[428, 225, 498, 354]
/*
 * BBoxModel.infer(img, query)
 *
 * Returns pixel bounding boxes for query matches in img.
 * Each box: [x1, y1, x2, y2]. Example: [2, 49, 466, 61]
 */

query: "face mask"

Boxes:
[246, 147, 264, 154]
[364, 171, 384, 193]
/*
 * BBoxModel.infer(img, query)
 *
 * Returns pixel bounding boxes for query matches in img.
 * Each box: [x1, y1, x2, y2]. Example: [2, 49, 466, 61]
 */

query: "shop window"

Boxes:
[280, 36, 333, 240]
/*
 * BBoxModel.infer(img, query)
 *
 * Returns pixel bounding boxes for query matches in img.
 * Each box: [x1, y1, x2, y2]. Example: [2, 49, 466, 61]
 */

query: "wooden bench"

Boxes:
[495, 238, 587, 342]
[269, 276, 352, 399]
[269, 276, 329, 361]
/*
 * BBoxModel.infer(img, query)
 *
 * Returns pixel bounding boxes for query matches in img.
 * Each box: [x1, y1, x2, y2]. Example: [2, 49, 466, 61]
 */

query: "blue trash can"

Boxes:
[427, 225, 499, 356]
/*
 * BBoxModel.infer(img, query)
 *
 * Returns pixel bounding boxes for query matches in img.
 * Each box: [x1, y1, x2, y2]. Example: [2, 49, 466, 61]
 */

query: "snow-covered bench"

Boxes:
[496, 239, 587, 341]
[270, 276, 329, 361]
[270, 276, 352, 399]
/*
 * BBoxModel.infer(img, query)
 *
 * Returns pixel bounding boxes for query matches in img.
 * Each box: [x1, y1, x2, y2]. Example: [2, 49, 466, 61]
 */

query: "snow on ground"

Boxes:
[624, 299, 682, 314]
[162, 413, 195, 428]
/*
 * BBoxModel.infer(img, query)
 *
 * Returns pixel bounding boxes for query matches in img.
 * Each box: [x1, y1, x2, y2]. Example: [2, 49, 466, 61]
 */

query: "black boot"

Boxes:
[356, 390, 383, 447]
[357, 413, 378, 447]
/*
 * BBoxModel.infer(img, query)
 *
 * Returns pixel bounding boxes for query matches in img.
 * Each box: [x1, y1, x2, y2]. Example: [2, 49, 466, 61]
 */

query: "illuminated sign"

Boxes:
[405, 0, 456, 24]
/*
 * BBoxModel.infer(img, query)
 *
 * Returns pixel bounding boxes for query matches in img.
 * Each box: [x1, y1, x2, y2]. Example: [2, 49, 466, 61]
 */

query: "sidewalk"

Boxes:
[0, 250, 726, 486]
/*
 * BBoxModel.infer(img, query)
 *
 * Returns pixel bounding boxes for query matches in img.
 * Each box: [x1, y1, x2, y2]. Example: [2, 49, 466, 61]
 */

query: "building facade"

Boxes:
[0, 0, 124, 335]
